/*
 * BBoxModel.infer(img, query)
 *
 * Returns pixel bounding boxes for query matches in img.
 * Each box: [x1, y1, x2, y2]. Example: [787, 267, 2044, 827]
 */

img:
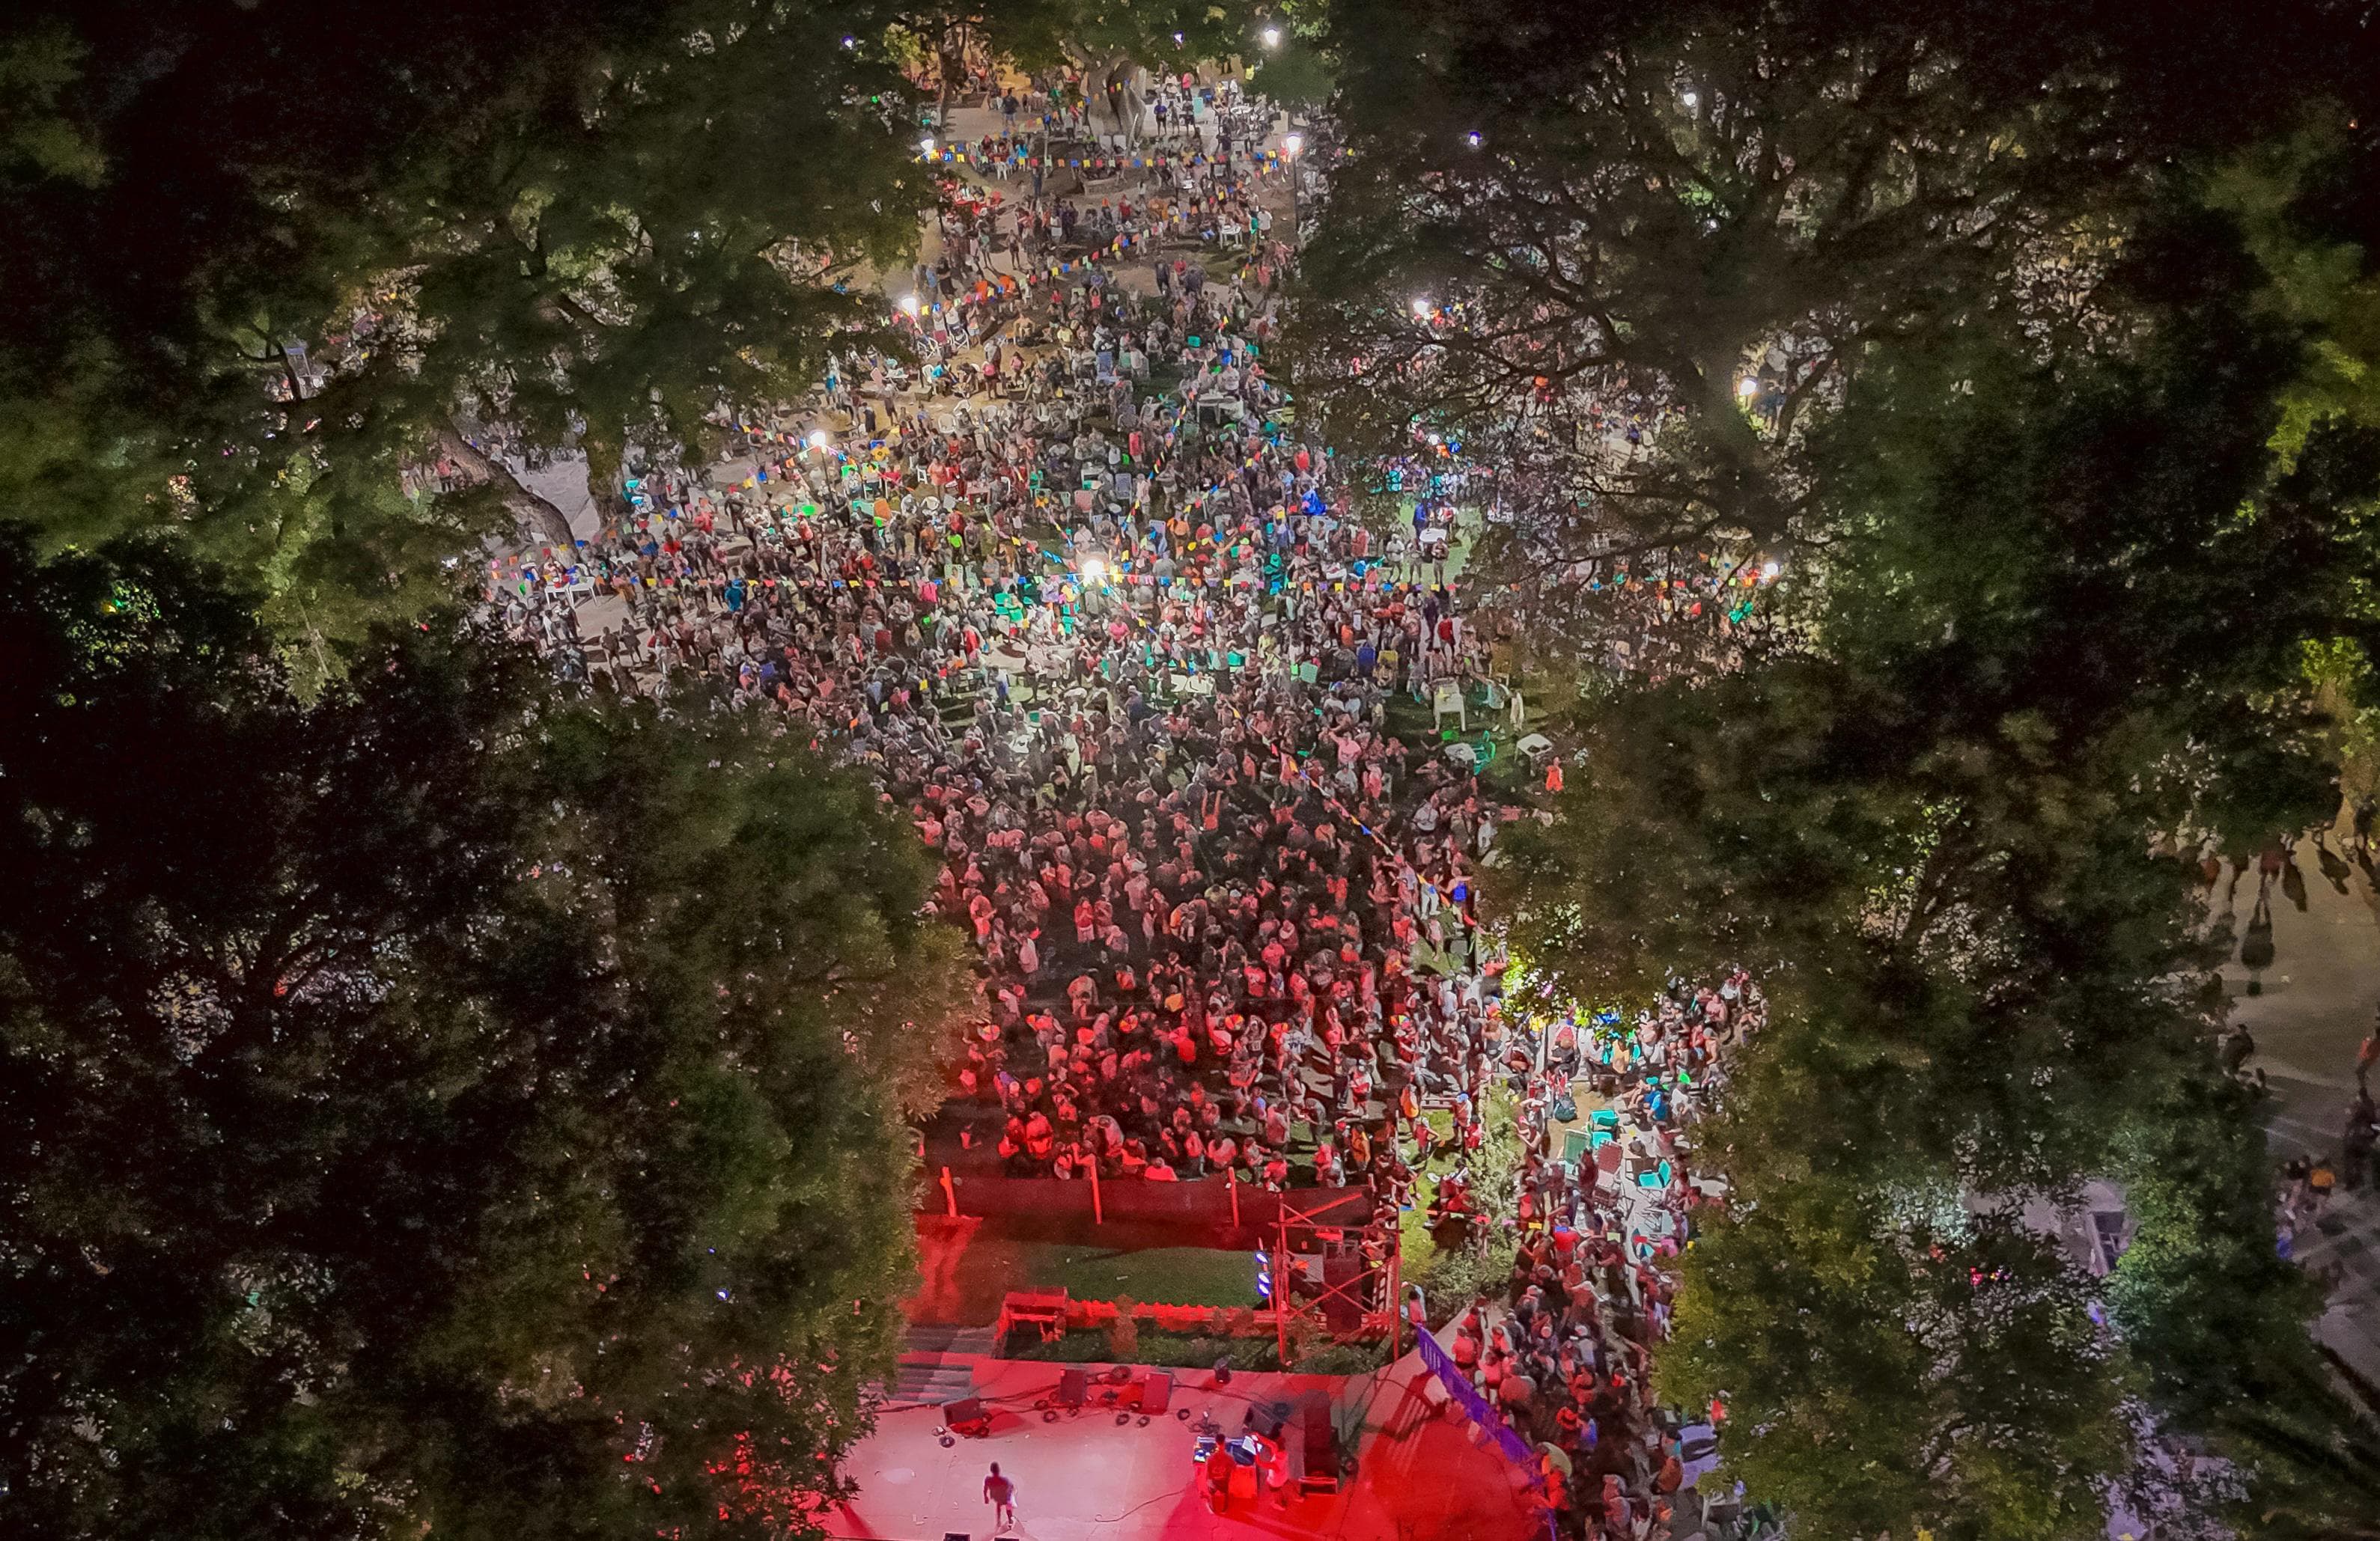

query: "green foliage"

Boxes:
[0, 528, 964, 1540]
[2108, 1074, 2325, 1429]
[0, 20, 103, 187]
[1480, 67, 2380, 1538]
[1404, 1238, 1514, 1328]
[0, 0, 1283, 666]
[1246, 31, 1335, 112]
[1659, 1188, 2131, 1541]
[0, 0, 937, 662]
[925, 0, 1270, 82]
[1003, 1328, 1288, 1371]
[1292, 0, 2380, 591]
[2206, 126, 2380, 468]
[1297, 1340, 1391, 1376]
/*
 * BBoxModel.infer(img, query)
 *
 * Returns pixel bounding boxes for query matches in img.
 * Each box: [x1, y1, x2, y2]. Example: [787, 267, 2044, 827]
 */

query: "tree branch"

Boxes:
[436, 423, 577, 549]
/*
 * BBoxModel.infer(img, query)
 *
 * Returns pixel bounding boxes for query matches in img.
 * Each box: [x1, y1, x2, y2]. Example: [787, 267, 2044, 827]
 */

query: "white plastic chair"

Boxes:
[1431, 679, 1467, 733]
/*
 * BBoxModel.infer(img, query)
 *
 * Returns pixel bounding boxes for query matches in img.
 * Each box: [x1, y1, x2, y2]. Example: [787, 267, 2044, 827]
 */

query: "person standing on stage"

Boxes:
[983, 1462, 1017, 1532]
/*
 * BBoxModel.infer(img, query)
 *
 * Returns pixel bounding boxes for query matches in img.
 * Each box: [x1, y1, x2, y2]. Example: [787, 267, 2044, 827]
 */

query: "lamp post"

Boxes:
[1282, 130, 1303, 242]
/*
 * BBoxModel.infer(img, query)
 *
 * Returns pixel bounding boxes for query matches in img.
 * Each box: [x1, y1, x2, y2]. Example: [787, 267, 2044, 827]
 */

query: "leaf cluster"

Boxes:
[0, 528, 964, 1540]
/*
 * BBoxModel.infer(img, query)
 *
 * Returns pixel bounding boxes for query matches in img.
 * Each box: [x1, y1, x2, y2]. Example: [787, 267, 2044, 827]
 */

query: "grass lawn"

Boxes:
[919, 1231, 1264, 1325]
[1393, 1084, 1527, 1319]
[1005, 1327, 1389, 1375]
[1036, 1242, 1259, 1307]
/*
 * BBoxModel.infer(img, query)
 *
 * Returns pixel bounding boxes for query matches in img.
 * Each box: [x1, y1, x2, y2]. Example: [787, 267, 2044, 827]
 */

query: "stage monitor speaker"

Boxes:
[1321, 1254, 1366, 1331]
[945, 1533, 972, 1541]
[943, 1396, 984, 1428]
[1140, 1370, 1173, 1412]
[1300, 1394, 1339, 1464]
[1245, 1399, 1290, 1441]
[1056, 1367, 1089, 1408]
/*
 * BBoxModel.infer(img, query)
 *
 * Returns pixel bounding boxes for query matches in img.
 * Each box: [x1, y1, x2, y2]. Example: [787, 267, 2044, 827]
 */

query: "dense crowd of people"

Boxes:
[487, 91, 1527, 1200]
[485, 69, 1752, 1541]
[1439, 974, 1765, 1540]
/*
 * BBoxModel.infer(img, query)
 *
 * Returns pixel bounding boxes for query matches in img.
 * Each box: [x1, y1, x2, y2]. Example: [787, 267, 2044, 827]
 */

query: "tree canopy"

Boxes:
[1297, 1, 2380, 1534]
[0, 0, 937, 672]
[0, 527, 965, 1539]
[1485, 185, 2380, 1537]
[1293, 0, 2380, 583]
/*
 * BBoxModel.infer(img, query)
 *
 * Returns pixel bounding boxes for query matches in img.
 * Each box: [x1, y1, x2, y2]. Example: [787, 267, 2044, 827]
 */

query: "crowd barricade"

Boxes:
[993, 1292, 1381, 1361]
[933, 1170, 1372, 1235]
[1059, 1298, 1273, 1334]
[1416, 1323, 1539, 1468]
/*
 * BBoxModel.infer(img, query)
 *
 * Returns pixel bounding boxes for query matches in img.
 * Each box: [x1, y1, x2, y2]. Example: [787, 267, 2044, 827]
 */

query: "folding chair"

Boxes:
[1431, 679, 1467, 733]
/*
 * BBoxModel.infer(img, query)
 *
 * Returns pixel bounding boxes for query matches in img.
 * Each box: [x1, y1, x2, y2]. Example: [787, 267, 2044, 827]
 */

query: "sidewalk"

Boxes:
[2222, 811, 2380, 1389]
[2292, 1191, 2380, 1388]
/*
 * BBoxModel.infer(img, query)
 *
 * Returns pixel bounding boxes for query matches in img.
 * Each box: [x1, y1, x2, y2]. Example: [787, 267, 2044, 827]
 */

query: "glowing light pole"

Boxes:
[1282, 130, 1304, 240]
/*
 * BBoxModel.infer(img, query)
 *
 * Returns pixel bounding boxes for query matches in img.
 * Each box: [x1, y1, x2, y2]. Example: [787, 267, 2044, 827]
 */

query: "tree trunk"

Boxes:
[436, 423, 577, 550]
[1092, 52, 1139, 144]
[579, 430, 633, 535]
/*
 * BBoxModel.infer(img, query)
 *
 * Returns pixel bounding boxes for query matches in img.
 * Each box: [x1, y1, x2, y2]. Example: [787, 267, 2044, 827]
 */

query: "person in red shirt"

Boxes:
[1205, 1441, 1236, 1513]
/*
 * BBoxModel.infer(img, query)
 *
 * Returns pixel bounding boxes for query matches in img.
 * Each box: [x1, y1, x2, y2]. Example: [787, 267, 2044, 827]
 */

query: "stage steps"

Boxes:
[884, 1324, 996, 1404]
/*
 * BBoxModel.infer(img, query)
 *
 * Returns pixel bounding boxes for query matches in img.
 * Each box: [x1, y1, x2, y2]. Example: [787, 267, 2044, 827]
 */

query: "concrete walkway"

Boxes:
[2222, 808, 2380, 1387]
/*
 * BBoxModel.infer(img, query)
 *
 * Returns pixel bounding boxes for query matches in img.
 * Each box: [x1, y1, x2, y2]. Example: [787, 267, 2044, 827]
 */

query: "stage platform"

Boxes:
[828, 1352, 1545, 1541]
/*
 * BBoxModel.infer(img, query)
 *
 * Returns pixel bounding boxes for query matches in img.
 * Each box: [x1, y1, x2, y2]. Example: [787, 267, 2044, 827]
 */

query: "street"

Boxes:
[2226, 806, 2380, 1388]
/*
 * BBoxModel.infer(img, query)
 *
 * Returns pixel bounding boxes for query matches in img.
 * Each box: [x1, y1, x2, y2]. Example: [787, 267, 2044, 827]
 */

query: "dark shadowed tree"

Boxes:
[0, 528, 966, 1539]
[0, 0, 934, 673]
[1291, 0, 2380, 591]
[1492, 172, 2380, 1535]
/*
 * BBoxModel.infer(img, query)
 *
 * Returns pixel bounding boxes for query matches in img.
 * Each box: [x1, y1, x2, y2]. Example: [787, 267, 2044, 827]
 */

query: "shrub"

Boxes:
[1298, 1341, 1391, 1376]
[1407, 1238, 1517, 1327]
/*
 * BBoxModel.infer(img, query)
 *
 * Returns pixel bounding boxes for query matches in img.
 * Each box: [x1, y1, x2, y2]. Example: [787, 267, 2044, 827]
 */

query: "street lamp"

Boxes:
[1411, 297, 1433, 320]
[1080, 555, 1110, 582]
[807, 430, 830, 451]
[1737, 376, 1759, 398]
[900, 294, 922, 319]
[1282, 132, 1304, 238]
[1262, 25, 1282, 48]
[920, 135, 936, 158]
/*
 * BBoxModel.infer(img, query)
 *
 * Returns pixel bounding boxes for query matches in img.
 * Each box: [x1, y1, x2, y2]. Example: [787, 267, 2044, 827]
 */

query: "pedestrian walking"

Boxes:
[984, 1462, 1016, 1532]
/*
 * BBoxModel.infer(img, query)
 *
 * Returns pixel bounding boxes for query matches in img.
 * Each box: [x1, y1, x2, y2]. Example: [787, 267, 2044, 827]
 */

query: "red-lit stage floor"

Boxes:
[828, 1353, 1545, 1541]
